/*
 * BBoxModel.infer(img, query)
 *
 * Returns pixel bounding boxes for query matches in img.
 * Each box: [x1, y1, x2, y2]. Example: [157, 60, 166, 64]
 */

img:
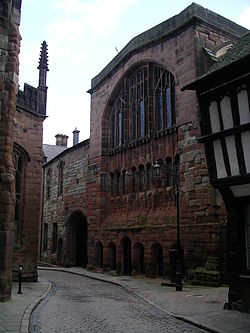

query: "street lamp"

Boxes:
[153, 157, 183, 291]
[17, 265, 23, 294]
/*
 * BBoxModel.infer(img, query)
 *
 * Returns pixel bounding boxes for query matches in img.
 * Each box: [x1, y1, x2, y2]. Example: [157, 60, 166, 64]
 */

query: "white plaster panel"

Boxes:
[213, 139, 227, 178]
[221, 96, 233, 130]
[209, 101, 220, 133]
[238, 90, 250, 125]
[225, 135, 239, 176]
[241, 131, 250, 173]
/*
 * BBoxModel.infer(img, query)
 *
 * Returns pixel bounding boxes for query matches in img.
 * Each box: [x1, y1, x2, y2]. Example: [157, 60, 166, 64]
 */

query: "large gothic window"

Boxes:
[110, 89, 125, 148]
[109, 63, 176, 149]
[154, 67, 175, 131]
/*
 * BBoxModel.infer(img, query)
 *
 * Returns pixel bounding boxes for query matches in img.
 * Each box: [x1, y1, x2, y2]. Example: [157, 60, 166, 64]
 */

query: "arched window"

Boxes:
[111, 113, 115, 148]
[132, 103, 136, 140]
[108, 63, 176, 149]
[154, 66, 176, 131]
[118, 111, 122, 146]
[140, 100, 144, 138]
[110, 89, 125, 148]
[156, 90, 163, 131]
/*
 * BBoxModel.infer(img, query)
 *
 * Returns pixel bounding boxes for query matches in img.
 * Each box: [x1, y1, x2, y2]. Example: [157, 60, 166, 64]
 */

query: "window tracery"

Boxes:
[109, 63, 176, 149]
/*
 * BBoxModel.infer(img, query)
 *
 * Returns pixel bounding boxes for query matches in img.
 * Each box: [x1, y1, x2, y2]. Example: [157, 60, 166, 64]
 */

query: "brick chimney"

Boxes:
[55, 134, 68, 147]
[73, 128, 80, 146]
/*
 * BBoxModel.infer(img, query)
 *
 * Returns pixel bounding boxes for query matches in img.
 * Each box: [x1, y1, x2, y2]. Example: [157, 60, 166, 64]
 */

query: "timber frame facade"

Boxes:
[184, 31, 250, 312]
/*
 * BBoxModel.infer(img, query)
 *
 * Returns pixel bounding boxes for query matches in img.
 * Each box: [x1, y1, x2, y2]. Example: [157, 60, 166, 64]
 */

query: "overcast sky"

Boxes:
[19, 0, 250, 146]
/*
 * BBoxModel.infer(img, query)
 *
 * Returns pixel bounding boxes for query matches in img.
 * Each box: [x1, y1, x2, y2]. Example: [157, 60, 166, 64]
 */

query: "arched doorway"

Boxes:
[57, 238, 63, 265]
[96, 241, 103, 268]
[152, 242, 164, 277]
[121, 237, 132, 276]
[133, 242, 145, 274]
[67, 211, 88, 267]
[107, 242, 116, 270]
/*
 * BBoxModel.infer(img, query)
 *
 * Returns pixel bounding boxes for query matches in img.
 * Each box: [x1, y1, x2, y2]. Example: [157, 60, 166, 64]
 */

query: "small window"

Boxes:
[58, 161, 64, 196]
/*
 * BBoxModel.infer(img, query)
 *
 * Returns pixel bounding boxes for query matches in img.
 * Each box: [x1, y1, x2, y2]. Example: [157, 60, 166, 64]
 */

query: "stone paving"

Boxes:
[0, 266, 250, 332]
[30, 270, 207, 333]
[0, 279, 50, 333]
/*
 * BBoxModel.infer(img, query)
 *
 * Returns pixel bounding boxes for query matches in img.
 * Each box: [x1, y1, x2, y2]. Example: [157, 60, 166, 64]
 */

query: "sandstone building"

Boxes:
[0, 0, 22, 302]
[41, 3, 248, 290]
[0, 0, 48, 302]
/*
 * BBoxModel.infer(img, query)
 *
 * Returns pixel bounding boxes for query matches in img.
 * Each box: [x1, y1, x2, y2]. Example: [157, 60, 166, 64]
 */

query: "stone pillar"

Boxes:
[0, 0, 22, 302]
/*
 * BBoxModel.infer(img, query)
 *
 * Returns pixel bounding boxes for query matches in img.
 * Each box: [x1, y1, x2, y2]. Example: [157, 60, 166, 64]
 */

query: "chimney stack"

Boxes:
[72, 128, 80, 146]
[55, 134, 68, 147]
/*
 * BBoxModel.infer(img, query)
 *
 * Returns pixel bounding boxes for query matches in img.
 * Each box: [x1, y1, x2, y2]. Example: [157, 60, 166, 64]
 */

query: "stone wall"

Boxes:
[87, 20, 231, 283]
[11, 102, 44, 281]
[41, 140, 89, 265]
[0, 0, 21, 302]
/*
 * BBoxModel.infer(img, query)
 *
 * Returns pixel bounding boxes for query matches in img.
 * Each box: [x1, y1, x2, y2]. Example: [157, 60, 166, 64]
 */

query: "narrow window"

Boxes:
[118, 111, 122, 146]
[157, 90, 163, 130]
[140, 100, 144, 138]
[58, 162, 64, 196]
[166, 87, 172, 128]
[111, 113, 115, 148]
[52, 223, 58, 253]
[132, 103, 136, 140]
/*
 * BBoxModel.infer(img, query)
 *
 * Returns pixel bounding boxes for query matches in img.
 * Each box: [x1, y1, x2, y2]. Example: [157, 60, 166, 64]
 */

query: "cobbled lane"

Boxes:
[30, 270, 208, 333]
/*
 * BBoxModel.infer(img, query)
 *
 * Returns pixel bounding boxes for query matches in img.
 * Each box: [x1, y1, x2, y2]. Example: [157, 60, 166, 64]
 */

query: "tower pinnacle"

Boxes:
[38, 41, 49, 71]
[37, 41, 49, 115]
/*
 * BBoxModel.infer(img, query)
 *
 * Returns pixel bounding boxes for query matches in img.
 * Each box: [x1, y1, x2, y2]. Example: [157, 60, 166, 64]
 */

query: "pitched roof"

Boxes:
[43, 144, 67, 163]
[183, 31, 250, 90]
[89, 2, 248, 93]
[203, 31, 250, 76]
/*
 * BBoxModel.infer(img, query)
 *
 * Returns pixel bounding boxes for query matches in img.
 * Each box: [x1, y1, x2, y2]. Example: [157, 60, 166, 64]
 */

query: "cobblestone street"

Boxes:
[30, 270, 207, 333]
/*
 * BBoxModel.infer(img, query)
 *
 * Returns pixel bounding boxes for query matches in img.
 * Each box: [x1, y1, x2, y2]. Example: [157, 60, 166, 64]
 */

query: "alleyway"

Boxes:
[30, 270, 207, 333]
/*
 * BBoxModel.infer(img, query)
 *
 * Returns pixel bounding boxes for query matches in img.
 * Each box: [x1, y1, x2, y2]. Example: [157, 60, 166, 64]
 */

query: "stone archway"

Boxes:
[121, 237, 132, 276]
[67, 211, 88, 267]
[107, 242, 116, 270]
[152, 242, 164, 277]
[133, 242, 145, 274]
[96, 241, 103, 268]
[57, 238, 63, 265]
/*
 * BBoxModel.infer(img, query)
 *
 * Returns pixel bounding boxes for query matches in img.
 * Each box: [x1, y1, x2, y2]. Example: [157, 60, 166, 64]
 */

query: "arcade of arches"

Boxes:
[93, 236, 173, 278]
